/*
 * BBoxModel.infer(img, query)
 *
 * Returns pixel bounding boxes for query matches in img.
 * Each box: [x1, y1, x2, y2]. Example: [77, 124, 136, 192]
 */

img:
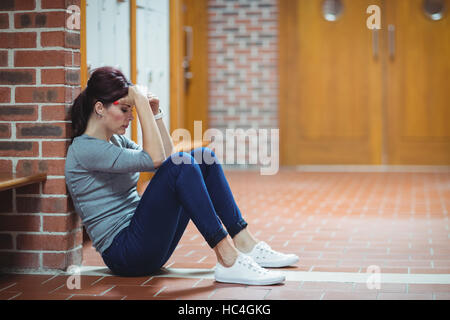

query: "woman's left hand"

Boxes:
[147, 93, 160, 115]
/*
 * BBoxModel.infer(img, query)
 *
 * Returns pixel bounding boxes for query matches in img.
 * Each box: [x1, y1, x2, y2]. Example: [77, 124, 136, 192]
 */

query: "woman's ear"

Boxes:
[94, 101, 104, 117]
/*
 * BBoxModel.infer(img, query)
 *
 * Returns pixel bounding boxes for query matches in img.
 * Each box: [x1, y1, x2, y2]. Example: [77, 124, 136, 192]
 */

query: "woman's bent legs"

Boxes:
[190, 147, 259, 255]
[190, 147, 248, 238]
[101, 149, 248, 276]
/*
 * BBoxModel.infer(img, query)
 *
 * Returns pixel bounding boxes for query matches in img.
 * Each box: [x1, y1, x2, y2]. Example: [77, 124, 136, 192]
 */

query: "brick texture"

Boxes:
[0, 0, 82, 272]
[208, 0, 279, 166]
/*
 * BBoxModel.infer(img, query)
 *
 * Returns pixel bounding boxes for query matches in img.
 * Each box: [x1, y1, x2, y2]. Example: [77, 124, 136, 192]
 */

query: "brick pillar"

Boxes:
[0, 0, 82, 271]
[208, 0, 279, 165]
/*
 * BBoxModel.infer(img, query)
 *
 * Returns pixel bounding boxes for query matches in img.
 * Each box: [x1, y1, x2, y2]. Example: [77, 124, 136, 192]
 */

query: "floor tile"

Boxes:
[408, 284, 450, 293]
[209, 287, 270, 300]
[264, 289, 323, 300]
[101, 284, 163, 298]
[322, 291, 379, 300]
[377, 292, 433, 300]
[2, 171, 450, 300]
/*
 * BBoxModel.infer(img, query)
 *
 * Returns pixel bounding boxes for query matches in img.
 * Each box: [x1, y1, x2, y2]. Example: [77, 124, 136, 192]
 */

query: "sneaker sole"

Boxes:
[256, 256, 300, 268]
[214, 274, 285, 286]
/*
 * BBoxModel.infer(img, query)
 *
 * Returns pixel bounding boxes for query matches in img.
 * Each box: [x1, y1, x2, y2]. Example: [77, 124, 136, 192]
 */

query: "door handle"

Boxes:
[372, 29, 379, 59]
[183, 26, 194, 91]
[388, 24, 396, 60]
[184, 26, 193, 63]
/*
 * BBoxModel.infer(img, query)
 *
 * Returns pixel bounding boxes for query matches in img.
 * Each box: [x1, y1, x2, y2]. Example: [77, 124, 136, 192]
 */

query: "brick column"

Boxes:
[0, 0, 82, 271]
[208, 0, 279, 163]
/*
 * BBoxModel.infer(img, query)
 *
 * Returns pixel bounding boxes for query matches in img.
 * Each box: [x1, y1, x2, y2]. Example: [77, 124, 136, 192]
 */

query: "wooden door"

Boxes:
[170, 0, 209, 136]
[279, 0, 383, 165]
[385, 0, 450, 164]
[279, 0, 450, 166]
[182, 0, 209, 136]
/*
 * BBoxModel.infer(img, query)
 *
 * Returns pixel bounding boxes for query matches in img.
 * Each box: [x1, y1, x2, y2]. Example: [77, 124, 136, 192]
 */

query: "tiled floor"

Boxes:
[1, 170, 450, 300]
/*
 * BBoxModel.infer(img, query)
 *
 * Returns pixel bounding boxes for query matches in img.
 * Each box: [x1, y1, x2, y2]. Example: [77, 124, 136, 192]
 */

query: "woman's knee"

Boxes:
[190, 147, 218, 165]
[168, 151, 196, 166]
[152, 153, 197, 179]
[160, 149, 218, 178]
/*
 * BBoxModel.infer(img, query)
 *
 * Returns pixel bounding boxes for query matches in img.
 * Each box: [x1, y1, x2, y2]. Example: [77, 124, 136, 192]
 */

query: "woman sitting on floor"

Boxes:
[65, 66, 299, 285]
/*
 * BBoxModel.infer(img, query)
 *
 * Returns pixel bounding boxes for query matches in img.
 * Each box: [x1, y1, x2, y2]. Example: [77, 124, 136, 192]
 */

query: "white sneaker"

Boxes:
[214, 253, 285, 286]
[241, 241, 300, 268]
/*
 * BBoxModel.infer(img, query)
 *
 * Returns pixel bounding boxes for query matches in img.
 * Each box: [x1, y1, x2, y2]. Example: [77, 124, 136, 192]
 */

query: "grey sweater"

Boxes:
[65, 134, 156, 254]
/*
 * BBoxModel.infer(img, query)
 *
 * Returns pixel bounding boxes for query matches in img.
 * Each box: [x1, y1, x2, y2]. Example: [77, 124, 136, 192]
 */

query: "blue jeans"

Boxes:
[101, 147, 248, 276]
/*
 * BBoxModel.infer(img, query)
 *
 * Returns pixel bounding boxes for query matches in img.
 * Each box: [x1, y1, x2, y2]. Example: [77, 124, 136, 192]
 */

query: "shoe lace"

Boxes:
[257, 241, 280, 257]
[238, 255, 268, 275]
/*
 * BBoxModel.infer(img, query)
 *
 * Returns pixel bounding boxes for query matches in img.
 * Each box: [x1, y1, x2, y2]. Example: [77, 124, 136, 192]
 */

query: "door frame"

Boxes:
[169, 0, 185, 132]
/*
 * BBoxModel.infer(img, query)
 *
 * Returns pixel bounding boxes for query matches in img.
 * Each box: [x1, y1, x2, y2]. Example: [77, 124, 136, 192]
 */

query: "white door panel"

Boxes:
[136, 0, 171, 146]
[86, 0, 132, 140]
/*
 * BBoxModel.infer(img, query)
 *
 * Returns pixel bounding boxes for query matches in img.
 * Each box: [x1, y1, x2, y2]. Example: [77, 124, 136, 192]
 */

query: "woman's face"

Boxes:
[102, 102, 134, 135]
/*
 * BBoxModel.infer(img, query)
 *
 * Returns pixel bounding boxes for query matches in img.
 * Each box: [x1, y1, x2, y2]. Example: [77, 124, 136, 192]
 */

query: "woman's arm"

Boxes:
[147, 93, 175, 157]
[121, 86, 166, 168]
[155, 117, 175, 157]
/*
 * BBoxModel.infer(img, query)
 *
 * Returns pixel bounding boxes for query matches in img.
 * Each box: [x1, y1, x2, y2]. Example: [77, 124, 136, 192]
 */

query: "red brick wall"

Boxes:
[208, 0, 278, 165]
[0, 0, 82, 271]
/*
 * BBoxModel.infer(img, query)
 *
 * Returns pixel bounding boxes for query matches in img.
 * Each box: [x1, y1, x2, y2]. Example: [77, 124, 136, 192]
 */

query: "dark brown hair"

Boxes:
[70, 66, 132, 141]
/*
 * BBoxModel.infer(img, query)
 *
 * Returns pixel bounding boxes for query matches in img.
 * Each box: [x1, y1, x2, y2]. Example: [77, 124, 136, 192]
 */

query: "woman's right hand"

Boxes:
[117, 85, 148, 106]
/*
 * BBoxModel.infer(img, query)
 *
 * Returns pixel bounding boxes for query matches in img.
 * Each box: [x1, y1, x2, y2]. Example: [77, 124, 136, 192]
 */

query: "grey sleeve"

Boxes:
[117, 135, 142, 151]
[73, 138, 155, 173]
